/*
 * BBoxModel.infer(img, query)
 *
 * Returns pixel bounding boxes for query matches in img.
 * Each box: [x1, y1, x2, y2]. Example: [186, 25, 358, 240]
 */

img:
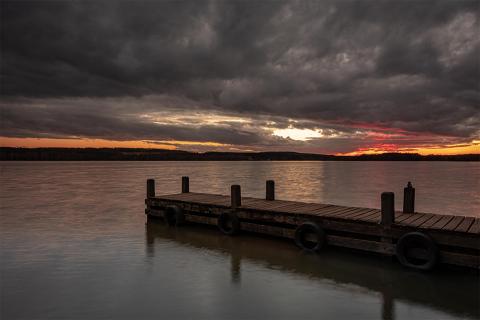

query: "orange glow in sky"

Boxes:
[338, 141, 480, 156]
[0, 137, 230, 149]
[1, 137, 478, 156]
[0, 138, 177, 149]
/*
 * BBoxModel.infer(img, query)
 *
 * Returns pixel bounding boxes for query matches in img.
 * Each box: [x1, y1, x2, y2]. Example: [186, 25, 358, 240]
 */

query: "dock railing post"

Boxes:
[266, 180, 275, 201]
[403, 181, 415, 213]
[381, 192, 395, 226]
[182, 176, 190, 193]
[147, 179, 155, 198]
[231, 185, 241, 208]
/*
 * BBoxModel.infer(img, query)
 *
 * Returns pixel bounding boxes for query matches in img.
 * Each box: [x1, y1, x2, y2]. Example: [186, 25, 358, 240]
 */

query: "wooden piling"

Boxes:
[147, 179, 155, 198]
[266, 180, 275, 201]
[231, 185, 241, 208]
[381, 192, 395, 226]
[403, 182, 415, 213]
[182, 176, 190, 193]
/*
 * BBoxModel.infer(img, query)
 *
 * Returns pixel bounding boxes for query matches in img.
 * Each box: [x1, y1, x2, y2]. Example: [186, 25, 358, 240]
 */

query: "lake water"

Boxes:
[1, 161, 479, 320]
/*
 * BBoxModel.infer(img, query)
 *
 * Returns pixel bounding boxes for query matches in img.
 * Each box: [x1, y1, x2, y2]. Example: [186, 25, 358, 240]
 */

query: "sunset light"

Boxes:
[272, 127, 324, 141]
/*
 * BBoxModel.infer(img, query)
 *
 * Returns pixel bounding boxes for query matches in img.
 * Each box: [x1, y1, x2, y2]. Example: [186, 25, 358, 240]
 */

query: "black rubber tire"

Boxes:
[294, 222, 326, 252]
[218, 212, 240, 235]
[164, 205, 185, 227]
[396, 232, 438, 271]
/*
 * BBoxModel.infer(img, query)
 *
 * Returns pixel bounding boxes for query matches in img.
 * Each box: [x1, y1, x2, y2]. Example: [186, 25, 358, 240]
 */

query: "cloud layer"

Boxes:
[1, 1, 479, 153]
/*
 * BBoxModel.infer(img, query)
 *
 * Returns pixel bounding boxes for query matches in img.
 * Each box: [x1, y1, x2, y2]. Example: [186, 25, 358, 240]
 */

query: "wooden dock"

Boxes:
[145, 177, 479, 270]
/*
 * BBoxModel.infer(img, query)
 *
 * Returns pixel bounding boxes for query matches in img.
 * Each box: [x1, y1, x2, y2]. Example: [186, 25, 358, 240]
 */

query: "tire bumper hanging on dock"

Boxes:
[395, 232, 439, 271]
[218, 212, 241, 235]
[295, 222, 326, 252]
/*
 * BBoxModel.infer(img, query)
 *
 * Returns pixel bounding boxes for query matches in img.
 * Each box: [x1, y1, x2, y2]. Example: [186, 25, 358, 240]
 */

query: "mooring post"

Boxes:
[182, 176, 190, 193]
[266, 180, 275, 201]
[147, 179, 155, 198]
[380, 192, 395, 257]
[231, 185, 241, 208]
[403, 181, 415, 213]
[381, 192, 395, 226]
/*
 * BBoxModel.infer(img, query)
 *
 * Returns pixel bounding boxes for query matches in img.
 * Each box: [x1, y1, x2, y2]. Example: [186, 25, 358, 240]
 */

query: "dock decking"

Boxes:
[151, 192, 479, 234]
[145, 177, 479, 270]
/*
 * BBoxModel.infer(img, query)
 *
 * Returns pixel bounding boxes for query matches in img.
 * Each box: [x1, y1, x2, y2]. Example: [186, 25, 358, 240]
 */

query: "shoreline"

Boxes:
[1, 147, 478, 161]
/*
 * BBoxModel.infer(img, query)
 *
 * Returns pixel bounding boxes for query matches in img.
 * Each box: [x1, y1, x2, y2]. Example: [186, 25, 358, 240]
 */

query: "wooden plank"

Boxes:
[353, 209, 379, 221]
[185, 193, 226, 201]
[189, 193, 228, 202]
[363, 211, 382, 223]
[326, 235, 394, 255]
[300, 204, 333, 213]
[467, 218, 480, 234]
[287, 204, 337, 216]
[258, 202, 306, 212]
[426, 215, 454, 230]
[319, 206, 356, 218]
[304, 204, 338, 216]
[242, 198, 271, 207]
[190, 195, 230, 206]
[340, 208, 375, 219]
[398, 213, 429, 226]
[430, 215, 455, 230]
[156, 193, 189, 201]
[311, 205, 351, 217]
[442, 216, 465, 231]
[173, 192, 213, 199]
[264, 201, 318, 213]
[282, 203, 331, 214]
[247, 199, 298, 211]
[414, 214, 441, 228]
[405, 214, 436, 228]
[441, 251, 480, 268]
[315, 207, 352, 218]
[455, 217, 475, 233]
[395, 213, 416, 223]
[329, 207, 368, 219]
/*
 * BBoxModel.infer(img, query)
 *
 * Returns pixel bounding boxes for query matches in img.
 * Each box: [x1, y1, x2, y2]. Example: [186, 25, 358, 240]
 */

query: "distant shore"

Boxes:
[0, 147, 478, 161]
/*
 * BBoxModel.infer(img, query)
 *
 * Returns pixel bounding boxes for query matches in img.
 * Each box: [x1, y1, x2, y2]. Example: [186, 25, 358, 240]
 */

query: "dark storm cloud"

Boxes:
[0, 100, 264, 145]
[1, 0, 479, 148]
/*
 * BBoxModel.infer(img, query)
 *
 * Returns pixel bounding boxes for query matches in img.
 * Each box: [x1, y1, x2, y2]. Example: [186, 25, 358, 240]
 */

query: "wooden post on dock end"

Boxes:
[266, 180, 275, 201]
[381, 192, 395, 226]
[182, 176, 189, 193]
[231, 185, 241, 208]
[403, 181, 415, 213]
[147, 179, 155, 198]
[381, 192, 395, 257]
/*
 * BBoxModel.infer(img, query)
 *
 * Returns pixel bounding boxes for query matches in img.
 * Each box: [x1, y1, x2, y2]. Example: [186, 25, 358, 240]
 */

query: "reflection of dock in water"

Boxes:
[145, 221, 479, 320]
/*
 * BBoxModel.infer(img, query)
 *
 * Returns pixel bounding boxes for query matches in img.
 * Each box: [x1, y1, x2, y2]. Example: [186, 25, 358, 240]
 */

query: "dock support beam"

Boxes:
[381, 192, 395, 226]
[147, 179, 155, 198]
[266, 180, 275, 201]
[182, 176, 190, 193]
[403, 181, 415, 213]
[231, 185, 241, 208]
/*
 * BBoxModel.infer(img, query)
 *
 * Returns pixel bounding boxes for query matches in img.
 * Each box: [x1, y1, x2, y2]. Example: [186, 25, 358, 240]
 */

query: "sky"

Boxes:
[1, 0, 479, 155]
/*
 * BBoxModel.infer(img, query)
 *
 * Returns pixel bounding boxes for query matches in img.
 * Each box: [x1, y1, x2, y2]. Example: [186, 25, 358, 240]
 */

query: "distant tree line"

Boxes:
[0, 148, 478, 161]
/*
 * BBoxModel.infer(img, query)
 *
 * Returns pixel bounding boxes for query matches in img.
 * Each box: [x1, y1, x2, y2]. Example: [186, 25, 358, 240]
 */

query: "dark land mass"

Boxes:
[0, 147, 478, 161]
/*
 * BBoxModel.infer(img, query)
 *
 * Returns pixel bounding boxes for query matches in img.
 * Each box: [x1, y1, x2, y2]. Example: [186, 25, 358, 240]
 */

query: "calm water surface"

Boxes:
[1, 161, 479, 320]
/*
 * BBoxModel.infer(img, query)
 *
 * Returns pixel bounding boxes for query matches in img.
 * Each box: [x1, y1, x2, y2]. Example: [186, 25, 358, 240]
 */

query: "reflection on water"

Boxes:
[145, 219, 479, 320]
[0, 161, 479, 319]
